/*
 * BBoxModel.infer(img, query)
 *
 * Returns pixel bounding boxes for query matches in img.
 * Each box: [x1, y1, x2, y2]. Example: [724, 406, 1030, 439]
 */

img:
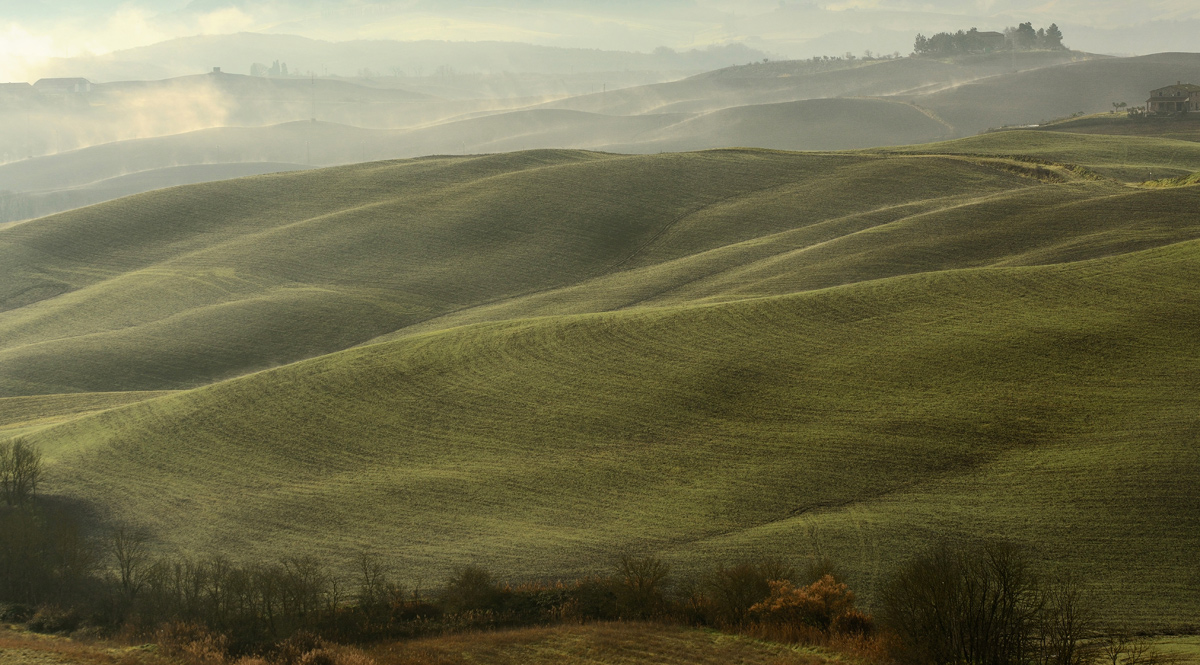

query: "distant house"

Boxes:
[0, 82, 34, 98]
[976, 31, 1007, 50]
[32, 77, 93, 94]
[1147, 82, 1200, 114]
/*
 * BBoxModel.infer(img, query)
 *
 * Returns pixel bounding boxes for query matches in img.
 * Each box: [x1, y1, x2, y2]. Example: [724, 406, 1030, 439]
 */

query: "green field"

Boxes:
[880, 129, 1200, 181]
[2, 130, 1198, 629]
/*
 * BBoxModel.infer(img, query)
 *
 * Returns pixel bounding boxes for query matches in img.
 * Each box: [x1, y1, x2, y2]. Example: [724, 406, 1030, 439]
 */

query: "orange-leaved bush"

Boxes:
[748, 574, 858, 630]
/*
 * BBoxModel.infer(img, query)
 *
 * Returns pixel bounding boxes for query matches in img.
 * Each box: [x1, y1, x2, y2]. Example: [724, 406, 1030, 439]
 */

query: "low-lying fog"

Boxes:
[1, 0, 1197, 226]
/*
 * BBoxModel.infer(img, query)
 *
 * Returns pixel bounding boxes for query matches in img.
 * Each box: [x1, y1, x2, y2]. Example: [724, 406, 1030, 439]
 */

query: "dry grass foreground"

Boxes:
[0, 625, 163, 664]
[0, 622, 860, 665]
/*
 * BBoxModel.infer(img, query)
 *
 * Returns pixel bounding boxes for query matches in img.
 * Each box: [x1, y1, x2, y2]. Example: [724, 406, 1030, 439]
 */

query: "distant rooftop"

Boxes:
[32, 78, 93, 93]
[1152, 82, 1200, 92]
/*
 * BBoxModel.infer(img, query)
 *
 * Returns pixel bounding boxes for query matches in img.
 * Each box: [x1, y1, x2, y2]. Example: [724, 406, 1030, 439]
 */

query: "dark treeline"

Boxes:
[914, 23, 1066, 56]
[1, 495, 877, 656]
[0, 438, 1186, 665]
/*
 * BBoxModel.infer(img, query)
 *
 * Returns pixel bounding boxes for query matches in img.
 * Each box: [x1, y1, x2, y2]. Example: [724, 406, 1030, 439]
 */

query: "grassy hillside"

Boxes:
[882, 129, 1200, 181]
[0, 149, 1058, 396]
[6, 130, 1200, 628]
[0, 162, 308, 225]
[13, 143, 1200, 396]
[26, 235, 1200, 627]
[1034, 112, 1200, 139]
[11, 134, 1200, 397]
[0, 391, 173, 439]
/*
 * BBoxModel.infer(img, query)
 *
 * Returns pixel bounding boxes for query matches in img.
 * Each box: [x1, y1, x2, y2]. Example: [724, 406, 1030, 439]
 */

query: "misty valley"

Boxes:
[0, 8, 1198, 665]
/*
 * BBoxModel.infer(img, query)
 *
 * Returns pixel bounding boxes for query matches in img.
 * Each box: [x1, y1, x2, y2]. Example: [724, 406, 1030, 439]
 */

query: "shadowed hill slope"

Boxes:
[912, 52, 1200, 135]
[0, 162, 309, 227]
[602, 98, 952, 152]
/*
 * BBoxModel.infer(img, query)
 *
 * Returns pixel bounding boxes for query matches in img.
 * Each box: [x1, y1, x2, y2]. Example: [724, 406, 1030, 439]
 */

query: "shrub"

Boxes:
[831, 608, 875, 636]
[748, 574, 856, 630]
[298, 649, 337, 665]
[0, 602, 33, 622]
[704, 558, 795, 626]
[439, 565, 501, 614]
[561, 575, 619, 621]
[154, 621, 231, 665]
[27, 605, 82, 634]
[614, 554, 671, 619]
[274, 631, 328, 665]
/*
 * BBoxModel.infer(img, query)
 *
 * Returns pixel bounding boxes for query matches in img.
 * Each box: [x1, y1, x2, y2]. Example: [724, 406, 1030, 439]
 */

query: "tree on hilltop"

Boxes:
[1045, 23, 1065, 49]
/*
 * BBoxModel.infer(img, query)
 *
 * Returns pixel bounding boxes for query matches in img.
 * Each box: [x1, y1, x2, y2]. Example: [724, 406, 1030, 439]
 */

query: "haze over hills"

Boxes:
[537, 50, 1089, 116]
[11, 48, 1200, 225]
[8, 46, 1200, 229]
[3, 130, 1199, 628]
[4, 1, 1200, 657]
[27, 33, 774, 83]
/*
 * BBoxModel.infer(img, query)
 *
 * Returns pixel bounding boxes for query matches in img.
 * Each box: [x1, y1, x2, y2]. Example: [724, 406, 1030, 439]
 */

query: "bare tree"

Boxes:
[1040, 573, 1097, 665]
[1099, 628, 1180, 665]
[616, 554, 671, 619]
[111, 523, 151, 600]
[879, 540, 1043, 665]
[356, 550, 389, 608]
[1100, 628, 1135, 665]
[0, 437, 44, 507]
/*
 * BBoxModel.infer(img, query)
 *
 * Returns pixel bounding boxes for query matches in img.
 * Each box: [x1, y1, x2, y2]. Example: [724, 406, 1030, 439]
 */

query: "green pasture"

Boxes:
[29, 238, 1200, 627]
[1, 131, 1198, 630]
[882, 130, 1200, 181]
[7, 141, 1200, 396]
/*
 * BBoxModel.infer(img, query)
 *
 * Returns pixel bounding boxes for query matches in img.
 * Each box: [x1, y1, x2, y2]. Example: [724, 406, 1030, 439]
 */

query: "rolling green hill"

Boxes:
[0, 148, 1054, 396]
[4, 131, 1200, 628]
[29, 232, 1200, 628]
[880, 129, 1200, 181]
[1026, 113, 1200, 143]
[13, 139, 1200, 396]
[0, 162, 309, 226]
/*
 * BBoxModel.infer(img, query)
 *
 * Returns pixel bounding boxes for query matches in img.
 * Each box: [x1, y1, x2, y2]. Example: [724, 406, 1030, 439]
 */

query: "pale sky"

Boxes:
[3, 0, 1198, 81]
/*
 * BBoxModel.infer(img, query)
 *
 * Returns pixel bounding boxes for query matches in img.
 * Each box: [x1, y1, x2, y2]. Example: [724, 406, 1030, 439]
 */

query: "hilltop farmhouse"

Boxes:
[1147, 83, 1200, 114]
[0, 82, 34, 98]
[32, 77, 93, 94]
